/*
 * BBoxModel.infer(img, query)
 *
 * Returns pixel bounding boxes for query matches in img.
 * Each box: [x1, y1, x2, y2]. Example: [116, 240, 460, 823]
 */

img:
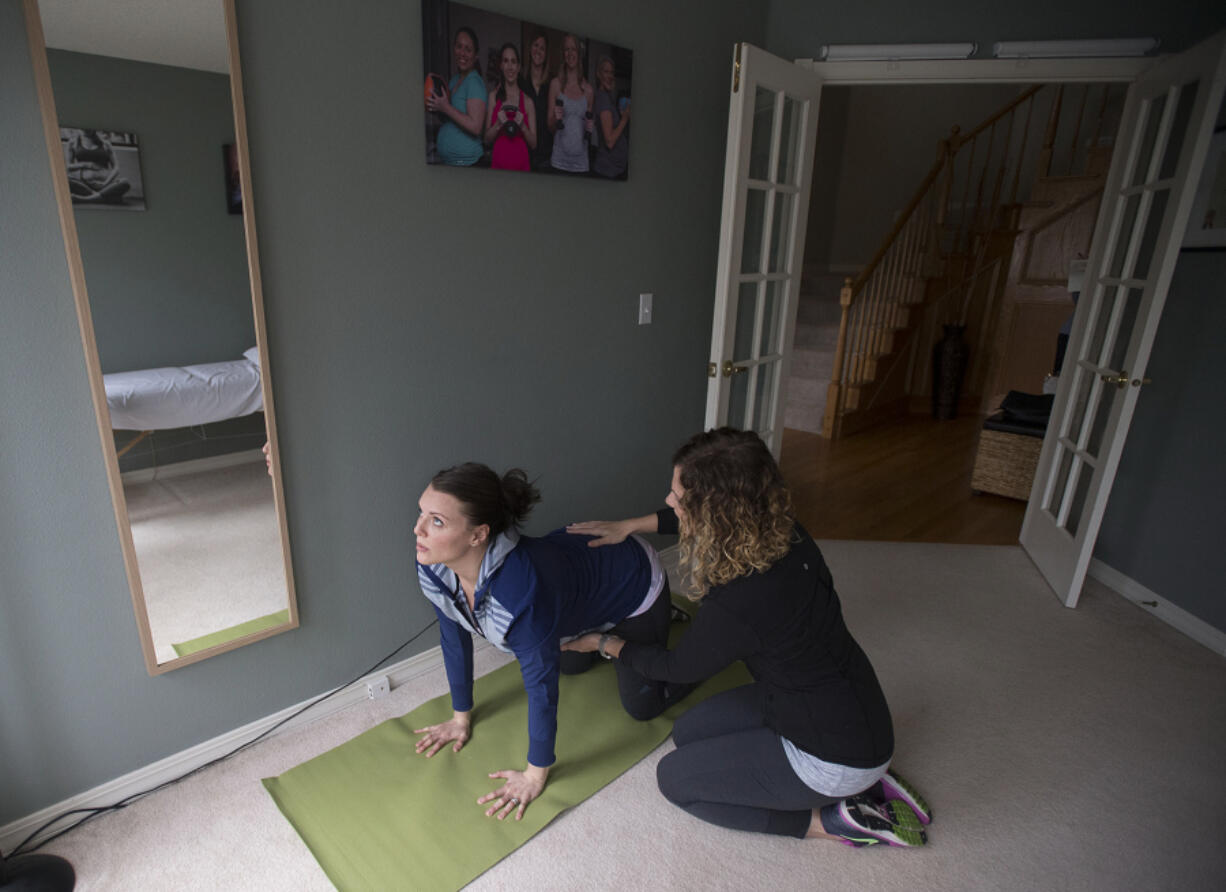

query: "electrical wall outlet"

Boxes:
[366, 675, 391, 700]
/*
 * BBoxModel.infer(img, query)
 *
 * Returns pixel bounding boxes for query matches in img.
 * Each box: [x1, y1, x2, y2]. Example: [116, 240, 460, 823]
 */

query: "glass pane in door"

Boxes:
[1129, 93, 1168, 188]
[769, 191, 794, 273]
[1085, 288, 1117, 364]
[727, 367, 750, 429]
[1107, 288, 1143, 371]
[1086, 382, 1119, 457]
[1158, 82, 1199, 179]
[741, 188, 767, 274]
[754, 361, 779, 431]
[749, 87, 776, 181]
[1065, 460, 1095, 536]
[1132, 190, 1170, 279]
[777, 96, 801, 185]
[1107, 194, 1140, 279]
[734, 281, 758, 361]
[759, 280, 782, 356]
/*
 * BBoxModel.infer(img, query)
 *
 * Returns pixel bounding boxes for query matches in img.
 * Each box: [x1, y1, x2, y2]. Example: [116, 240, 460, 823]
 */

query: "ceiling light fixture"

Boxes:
[992, 38, 1159, 59]
[817, 43, 978, 62]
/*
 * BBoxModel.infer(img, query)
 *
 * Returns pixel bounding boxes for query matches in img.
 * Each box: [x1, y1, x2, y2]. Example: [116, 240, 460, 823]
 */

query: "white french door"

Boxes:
[1020, 33, 1226, 606]
[705, 43, 822, 456]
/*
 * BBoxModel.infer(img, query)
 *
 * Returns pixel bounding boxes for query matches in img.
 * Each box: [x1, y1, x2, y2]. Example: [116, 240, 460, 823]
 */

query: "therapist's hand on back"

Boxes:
[565, 519, 634, 546]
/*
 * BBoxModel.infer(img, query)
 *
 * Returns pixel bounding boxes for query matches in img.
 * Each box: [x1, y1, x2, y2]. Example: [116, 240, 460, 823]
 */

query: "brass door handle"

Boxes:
[708, 361, 751, 378]
[1100, 372, 1152, 389]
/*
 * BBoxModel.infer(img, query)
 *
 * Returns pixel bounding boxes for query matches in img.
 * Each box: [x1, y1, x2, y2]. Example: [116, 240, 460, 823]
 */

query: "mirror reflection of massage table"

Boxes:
[104, 348, 264, 459]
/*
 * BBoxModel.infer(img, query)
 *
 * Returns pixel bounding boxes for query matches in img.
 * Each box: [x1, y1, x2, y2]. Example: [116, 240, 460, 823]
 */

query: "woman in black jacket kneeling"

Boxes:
[564, 427, 932, 846]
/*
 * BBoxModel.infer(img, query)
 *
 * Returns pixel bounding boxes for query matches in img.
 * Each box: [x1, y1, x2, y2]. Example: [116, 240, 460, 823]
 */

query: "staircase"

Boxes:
[815, 83, 1125, 440]
[783, 267, 843, 432]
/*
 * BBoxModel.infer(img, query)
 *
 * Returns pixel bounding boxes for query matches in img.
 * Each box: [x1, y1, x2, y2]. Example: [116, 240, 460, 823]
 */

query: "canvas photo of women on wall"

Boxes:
[59, 127, 146, 210]
[422, 0, 633, 179]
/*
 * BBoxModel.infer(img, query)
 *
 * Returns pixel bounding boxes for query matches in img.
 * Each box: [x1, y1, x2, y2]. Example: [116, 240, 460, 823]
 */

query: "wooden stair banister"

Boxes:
[821, 83, 1084, 440]
[820, 82, 1123, 440]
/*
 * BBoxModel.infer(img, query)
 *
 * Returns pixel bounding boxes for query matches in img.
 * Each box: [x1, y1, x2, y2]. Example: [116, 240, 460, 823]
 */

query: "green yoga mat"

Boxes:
[171, 609, 290, 656]
[264, 653, 749, 891]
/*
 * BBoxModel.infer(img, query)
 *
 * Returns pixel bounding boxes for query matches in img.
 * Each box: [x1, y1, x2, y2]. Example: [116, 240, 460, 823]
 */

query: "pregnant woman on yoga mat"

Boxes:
[412, 462, 693, 820]
[563, 428, 933, 847]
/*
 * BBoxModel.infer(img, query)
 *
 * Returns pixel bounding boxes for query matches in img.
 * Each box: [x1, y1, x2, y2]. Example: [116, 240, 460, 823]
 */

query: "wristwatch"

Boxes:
[597, 633, 613, 660]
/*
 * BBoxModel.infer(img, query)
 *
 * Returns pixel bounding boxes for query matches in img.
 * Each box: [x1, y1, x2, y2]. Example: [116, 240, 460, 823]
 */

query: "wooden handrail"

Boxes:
[823, 80, 1112, 439]
[850, 153, 946, 293]
[1037, 84, 1064, 178]
[951, 84, 1044, 152]
[849, 84, 1045, 299]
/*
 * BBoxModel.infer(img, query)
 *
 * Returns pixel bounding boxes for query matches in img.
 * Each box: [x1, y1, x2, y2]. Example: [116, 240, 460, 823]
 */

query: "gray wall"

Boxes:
[1, 0, 156, 828]
[46, 50, 253, 373]
[803, 85, 848, 272]
[765, 0, 1226, 63]
[0, 0, 762, 825]
[1094, 250, 1226, 631]
[1095, 99, 1226, 632]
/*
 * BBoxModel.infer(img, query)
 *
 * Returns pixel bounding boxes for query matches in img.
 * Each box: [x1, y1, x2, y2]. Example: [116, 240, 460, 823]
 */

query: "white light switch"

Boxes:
[638, 293, 653, 325]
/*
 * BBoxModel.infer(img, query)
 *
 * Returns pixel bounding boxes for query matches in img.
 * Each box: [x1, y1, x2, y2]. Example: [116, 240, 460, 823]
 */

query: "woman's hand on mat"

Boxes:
[479, 764, 549, 820]
[413, 712, 471, 757]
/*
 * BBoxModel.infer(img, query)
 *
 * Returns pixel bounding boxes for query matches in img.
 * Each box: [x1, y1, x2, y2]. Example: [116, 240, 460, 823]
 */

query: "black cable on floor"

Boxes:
[2, 619, 439, 861]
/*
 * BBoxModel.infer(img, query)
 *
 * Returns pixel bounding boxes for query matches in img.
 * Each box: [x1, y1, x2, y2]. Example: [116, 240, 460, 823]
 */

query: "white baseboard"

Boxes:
[121, 447, 264, 483]
[0, 640, 476, 854]
[1088, 559, 1226, 658]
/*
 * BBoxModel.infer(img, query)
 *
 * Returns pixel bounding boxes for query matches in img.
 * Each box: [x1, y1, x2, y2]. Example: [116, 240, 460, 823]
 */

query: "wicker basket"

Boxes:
[971, 429, 1043, 501]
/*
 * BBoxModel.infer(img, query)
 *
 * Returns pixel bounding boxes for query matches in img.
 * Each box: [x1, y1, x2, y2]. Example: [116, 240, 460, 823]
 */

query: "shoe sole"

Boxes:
[880, 800, 928, 846]
[839, 798, 928, 848]
[881, 770, 933, 825]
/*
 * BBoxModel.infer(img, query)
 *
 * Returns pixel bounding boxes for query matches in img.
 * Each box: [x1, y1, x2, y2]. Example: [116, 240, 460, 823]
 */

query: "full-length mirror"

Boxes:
[32, 0, 297, 673]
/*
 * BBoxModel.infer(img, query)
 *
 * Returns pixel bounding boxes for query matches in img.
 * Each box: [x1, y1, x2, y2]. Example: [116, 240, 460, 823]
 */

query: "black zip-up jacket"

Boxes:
[619, 509, 894, 768]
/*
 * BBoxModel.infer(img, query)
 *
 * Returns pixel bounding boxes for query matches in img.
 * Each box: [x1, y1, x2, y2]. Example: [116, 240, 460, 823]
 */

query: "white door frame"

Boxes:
[757, 53, 1158, 599]
[708, 55, 1149, 449]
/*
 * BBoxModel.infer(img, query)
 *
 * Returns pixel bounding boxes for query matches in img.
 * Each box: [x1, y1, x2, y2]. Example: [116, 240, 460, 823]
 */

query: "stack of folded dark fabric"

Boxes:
[985, 391, 1053, 437]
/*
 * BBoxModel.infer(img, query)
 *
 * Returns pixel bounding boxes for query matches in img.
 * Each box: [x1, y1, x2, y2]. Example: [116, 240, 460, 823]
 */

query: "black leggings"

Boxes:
[655, 683, 840, 838]
[560, 581, 695, 721]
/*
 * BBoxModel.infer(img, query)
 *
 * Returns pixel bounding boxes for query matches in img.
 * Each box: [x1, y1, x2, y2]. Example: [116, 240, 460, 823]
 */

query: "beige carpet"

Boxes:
[31, 540, 1226, 891]
[124, 460, 288, 663]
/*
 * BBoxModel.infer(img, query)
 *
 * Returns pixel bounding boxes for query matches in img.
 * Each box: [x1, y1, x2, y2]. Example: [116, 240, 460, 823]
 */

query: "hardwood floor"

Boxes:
[779, 414, 1026, 545]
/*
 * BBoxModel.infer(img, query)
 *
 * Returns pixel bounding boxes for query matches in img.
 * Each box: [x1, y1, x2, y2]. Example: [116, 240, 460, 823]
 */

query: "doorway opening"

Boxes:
[780, 74, 1131, 543]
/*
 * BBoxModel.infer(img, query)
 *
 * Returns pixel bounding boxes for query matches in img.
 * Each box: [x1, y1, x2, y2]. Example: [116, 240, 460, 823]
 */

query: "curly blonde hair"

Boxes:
[672, 428, 794, 598]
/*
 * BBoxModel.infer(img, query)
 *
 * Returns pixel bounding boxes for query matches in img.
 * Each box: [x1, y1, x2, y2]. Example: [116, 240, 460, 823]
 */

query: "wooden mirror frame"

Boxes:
[24, 0, 298, 674]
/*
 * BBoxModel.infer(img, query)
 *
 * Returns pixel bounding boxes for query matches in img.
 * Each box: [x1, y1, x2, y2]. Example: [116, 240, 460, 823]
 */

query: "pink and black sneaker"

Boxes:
[819, 795, 928, 848]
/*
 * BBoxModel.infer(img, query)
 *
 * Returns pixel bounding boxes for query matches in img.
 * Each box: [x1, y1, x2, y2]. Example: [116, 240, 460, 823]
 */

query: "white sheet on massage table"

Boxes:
[104, 359, 263, 430]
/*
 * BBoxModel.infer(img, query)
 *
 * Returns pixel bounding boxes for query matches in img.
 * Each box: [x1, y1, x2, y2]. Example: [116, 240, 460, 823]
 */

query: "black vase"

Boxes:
[932, 323, 968, 420]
